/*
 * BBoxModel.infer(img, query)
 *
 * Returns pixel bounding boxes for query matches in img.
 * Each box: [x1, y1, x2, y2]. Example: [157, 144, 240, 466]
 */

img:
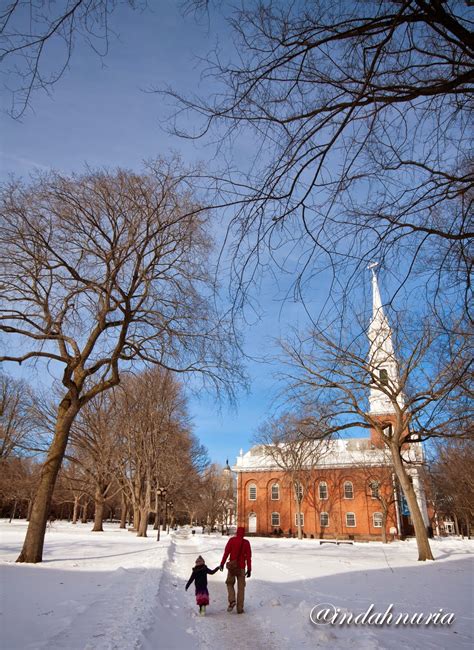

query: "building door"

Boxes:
[248, 512, 257, 533]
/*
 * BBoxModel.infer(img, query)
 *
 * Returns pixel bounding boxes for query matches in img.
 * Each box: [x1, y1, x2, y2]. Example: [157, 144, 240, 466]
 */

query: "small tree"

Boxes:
[0, 372, 36, 460]
[430, 440, 474, 538]
[256, 411, 330, 540]
[0, 161, 241, 562]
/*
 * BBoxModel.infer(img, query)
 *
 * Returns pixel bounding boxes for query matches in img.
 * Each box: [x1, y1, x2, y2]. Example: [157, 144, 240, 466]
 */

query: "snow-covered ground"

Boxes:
[0, 521, 472, 649]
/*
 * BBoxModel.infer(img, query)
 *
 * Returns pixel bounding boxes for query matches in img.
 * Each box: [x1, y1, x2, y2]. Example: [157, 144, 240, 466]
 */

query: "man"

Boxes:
[220, 526, 252, 614]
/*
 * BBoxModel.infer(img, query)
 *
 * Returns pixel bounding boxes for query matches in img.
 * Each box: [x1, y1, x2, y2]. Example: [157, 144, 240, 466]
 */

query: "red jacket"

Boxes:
[221, 527, 252, 571]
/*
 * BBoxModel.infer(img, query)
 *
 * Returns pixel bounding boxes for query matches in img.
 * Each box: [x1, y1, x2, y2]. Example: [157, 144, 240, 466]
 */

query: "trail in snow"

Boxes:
[140, 529, 281, 650]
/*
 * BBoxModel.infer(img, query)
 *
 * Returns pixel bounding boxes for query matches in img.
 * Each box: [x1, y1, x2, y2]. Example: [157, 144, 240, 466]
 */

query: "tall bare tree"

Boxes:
[0, 160, 242, 562]
[280, 312, 471, 560]
[169, 0, 473, 324]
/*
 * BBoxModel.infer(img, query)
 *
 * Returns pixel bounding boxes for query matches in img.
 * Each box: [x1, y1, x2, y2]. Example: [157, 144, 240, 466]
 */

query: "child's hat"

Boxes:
[195, 555, 205, 565]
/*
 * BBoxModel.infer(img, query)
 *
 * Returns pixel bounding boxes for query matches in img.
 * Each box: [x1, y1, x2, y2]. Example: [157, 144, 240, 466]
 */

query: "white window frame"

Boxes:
[373, 512, 383, 528]
[295, 512, 304, 527]
[370, 481, 380, 499]
[343, 481, 354, 499]
[248, 484, 257, 501]
[271, 512, 280, 527]
[346, 512, 356, 527]
[320, 512, 329, 527]
[271, 483, 280, 500]
[319, 481, 328, 500]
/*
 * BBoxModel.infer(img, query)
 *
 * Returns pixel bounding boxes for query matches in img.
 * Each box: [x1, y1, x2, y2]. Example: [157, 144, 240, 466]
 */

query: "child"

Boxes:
[185, 555, 220, 616]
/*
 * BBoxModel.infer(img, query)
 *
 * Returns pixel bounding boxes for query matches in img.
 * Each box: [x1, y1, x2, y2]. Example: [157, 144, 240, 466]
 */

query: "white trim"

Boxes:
[320, 512, 329, 527]
[346, 512, 356, 527]
[373, 512, 383, 528]
[271, 512, 280, 527]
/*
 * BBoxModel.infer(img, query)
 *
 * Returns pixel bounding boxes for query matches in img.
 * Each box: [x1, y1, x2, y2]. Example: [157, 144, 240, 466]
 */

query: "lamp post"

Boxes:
[156, 487, 167, 541]
[166, 501, 173, 534]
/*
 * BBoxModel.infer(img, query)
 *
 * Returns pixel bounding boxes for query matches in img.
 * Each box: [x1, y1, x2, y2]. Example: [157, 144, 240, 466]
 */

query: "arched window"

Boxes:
[320, 512, 329, 527]
[373, 512, 383, 528]
[346, 512, 356, 527]
[295, 513, 304, 527]
[271, 483, 280, 500]
[248, 484, 257, 501]
[370, 481, 380, 499]
[271, 512, 280, 527]
[343, 481, 354, 499]
[319, 481, 328, 500]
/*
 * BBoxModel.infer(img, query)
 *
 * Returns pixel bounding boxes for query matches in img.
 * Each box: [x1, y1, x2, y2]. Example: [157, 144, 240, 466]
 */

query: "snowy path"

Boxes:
[140, 529, 281, 650]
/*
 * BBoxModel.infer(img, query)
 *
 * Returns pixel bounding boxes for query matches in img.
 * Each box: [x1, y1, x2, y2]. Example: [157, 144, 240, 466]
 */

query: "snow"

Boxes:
[1, 521, 473, 649]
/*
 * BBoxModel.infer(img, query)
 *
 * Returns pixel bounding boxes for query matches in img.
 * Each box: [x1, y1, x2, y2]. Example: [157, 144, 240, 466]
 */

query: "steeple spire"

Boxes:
[367, 264, 403, 414]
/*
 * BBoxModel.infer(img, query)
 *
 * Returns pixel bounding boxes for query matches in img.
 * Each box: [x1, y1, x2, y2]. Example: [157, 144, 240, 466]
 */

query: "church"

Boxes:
[232, 270, 430, 540]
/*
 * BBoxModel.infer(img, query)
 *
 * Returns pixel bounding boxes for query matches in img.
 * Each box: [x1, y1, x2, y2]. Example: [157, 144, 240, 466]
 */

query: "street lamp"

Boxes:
[156, 487, 167, 541]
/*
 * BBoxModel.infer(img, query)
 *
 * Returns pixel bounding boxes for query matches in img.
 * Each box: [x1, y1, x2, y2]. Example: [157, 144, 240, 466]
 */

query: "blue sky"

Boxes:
[1, 1, 372, 464]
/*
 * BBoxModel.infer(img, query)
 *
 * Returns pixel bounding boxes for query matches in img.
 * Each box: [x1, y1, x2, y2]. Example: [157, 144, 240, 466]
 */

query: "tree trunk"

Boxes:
[453, 513, 460, 535]
[9, 499, 18, 523]
[16, 401, 78, 563]
[153, 490, 159, 530]
[390, 445, 434, 561]
[137, 507, 149, 537]
[81, 503, 88, 523]
[120, 493, 127, 529]
[137, 480, 151, 537]
[381, 510, 387, 544]
[132, 506, 140, 531]
[72, 496, 80, 524]
[92, 487, 105, 532]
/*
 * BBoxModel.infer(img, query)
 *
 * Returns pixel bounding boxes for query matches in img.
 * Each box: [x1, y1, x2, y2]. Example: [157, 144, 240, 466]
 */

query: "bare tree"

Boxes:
[430, 439, 474, 537]
[280, 311, 471, 560]
[0, 372, 36, 460]
[169, 0, 473, 323]
[0, 160, 242, 562]
[69, 393, 122, 532]
[114, 367, 194, 537]
[0, 0, 148, 118]
[256, 411, 330, 540]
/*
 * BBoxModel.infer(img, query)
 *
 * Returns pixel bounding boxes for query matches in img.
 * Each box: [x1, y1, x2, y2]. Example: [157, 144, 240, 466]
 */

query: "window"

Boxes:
[346, 513, 356, 527]
[320, 512, 329, 527]
[343, 481, 354, 499]
[319, 482, 328, 500]
[373, 512, 383, 528]
[295, 513, 304, 527]
[271, 512, 280, 527]
[294, 482, 304, 501]
[370, 481, 380, 499]
[271, 483, 280, 500]
[248, 484, 257, 501]
[379, 368, 389, 386]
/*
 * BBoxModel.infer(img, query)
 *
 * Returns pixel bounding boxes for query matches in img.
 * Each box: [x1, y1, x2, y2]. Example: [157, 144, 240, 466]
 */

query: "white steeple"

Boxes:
[367, 264, 404, 414]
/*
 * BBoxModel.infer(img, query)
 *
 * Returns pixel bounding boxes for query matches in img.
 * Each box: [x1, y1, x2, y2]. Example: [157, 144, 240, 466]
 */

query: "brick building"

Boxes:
[232, 268, 429, 540]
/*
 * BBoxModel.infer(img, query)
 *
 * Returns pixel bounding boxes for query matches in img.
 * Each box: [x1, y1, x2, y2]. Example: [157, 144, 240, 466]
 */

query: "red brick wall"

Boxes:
[237, 466, 398, 540]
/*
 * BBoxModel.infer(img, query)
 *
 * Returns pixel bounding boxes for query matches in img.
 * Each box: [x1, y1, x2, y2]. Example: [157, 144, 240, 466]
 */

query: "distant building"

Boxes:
[232, 269, 429, 540]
